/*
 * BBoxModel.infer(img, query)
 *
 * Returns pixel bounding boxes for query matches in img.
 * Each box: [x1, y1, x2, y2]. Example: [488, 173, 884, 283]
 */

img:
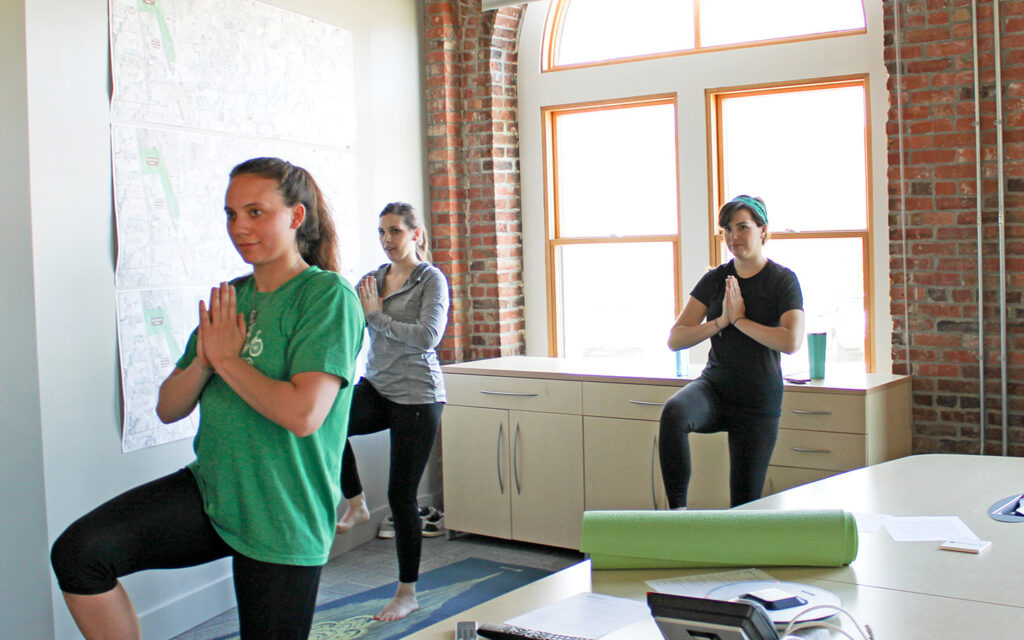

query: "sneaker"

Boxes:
[377, 515, 396, 539]
[377, 506, 438, 539]
[421, 509, 445, 537]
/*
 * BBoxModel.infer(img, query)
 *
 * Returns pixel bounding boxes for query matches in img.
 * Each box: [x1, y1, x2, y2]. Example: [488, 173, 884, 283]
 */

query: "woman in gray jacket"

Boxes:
[334, 202, 449, 622]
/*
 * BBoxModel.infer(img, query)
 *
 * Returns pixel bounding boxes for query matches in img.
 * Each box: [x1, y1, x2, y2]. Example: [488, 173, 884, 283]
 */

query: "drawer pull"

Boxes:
[513, 423, 522, 495]
[791, 409, 832, 416]
[496, 422, 504, 494]
[791, 447, 832, 454]
[629, 400, 665, 406]
[480, 390, 539, 397]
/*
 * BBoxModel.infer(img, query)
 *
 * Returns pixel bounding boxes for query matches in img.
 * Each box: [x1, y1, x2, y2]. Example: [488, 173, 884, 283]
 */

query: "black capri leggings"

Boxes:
[50, 469, 322, 640]
[658, 377, 780, 509]
[341, 378, 443, 584]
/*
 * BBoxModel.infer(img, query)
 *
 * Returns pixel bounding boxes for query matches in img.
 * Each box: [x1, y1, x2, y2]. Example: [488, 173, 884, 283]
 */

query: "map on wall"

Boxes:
[110, 0, 356, 452]
[109, 0, 355, 147]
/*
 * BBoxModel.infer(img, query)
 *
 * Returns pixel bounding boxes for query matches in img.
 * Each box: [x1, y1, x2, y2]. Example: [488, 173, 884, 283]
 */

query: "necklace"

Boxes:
[246, 257, 307, 329]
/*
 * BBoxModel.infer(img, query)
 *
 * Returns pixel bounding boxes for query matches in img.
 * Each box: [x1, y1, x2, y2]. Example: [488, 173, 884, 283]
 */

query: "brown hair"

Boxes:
[229, 157, 338, 271]
[380, 202, 431, 263]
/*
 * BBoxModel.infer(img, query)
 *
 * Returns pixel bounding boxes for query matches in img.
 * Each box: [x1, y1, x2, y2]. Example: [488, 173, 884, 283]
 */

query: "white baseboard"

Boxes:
[137, 570, 235, 640]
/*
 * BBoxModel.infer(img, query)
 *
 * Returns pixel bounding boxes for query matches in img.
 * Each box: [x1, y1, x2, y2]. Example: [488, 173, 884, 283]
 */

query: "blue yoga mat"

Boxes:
[213, 557, 552, 640]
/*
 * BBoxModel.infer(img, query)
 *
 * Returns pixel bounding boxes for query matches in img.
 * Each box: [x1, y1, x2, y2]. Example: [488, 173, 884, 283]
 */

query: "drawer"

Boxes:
[770, 429, 866, 472]
[762, 466, 834, 497]
[780, 391, 866, 434]
[582, 381, 681, 421]
[445, 374, 581, 414]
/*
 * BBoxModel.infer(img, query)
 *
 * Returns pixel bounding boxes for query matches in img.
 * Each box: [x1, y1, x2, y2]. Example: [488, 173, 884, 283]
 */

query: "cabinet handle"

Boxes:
[513, 423, 522, 495]
[496, 422, 504, 495]
[791, 409, 832, 416]
[791, 447, 832, 454]
[629, 400, 665, 406]
[479, 390, 539, 397]
[650, 435, 659, 509]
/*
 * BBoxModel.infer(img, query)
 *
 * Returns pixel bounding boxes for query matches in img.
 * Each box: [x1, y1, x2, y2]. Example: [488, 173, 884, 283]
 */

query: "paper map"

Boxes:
[110, 0, 356, 451]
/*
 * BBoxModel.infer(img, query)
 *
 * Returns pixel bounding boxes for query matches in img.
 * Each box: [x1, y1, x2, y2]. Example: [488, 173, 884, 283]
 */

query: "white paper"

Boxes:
[852, 512, 891, 533]
[504, 592, 650, 639]
[645, 568, 776, 598]
[883, 516, 980, 542]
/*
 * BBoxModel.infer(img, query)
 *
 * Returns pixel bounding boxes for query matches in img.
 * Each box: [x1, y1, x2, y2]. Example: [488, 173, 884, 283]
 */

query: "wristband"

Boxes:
[733, 316, 746, 326]
[196, 362, 214, 373]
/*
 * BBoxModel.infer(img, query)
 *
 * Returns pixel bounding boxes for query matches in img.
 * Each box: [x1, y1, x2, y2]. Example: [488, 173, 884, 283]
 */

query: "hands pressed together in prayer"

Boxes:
[357, 275, 382, 317]
[196, 283, 248, 372]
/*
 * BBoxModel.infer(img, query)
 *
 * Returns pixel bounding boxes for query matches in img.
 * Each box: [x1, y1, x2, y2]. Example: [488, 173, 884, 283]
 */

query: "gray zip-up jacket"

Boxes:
[364, 262, 449, 404]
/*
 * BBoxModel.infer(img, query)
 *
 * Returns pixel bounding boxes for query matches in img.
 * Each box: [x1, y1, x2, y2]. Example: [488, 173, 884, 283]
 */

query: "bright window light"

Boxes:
[720, 85, 867, 232]
[556, 0, 695, 66]
[701, 0, 865, 48]
[559, 242, 676, 360]
[555, 104, 678, 237]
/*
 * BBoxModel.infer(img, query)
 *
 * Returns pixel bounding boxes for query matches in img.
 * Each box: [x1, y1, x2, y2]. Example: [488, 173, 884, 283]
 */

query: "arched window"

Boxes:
[544, 0, 865, 71]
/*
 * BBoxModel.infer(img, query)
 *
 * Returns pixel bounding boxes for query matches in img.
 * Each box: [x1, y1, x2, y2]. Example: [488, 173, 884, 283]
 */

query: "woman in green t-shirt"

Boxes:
[51, 158, 364, 640]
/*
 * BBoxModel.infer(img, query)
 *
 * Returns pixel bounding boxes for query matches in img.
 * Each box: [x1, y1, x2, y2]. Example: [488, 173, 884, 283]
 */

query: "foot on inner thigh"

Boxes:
[373, 584, 418, 622]
[335, 494, 370, 535]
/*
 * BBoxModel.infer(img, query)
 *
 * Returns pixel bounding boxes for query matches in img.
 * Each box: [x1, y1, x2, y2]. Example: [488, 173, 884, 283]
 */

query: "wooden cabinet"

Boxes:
[442, 376, 584, 549]
[765, 383, 912, 494]
[442, 356, 911, 550]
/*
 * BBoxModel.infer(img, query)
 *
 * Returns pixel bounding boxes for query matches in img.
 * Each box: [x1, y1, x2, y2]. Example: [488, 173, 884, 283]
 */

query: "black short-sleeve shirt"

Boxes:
[691, 259, 803, 417]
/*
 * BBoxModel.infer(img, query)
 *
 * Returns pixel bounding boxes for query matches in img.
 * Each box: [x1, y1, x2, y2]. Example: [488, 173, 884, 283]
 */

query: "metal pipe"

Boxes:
[992, 0, 1008, 456]
[893, 0, 911, 373]
[971, 0, 986, 454]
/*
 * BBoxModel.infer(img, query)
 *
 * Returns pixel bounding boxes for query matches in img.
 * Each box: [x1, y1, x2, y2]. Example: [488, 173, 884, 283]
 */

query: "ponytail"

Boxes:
[230, 157, 339, 271]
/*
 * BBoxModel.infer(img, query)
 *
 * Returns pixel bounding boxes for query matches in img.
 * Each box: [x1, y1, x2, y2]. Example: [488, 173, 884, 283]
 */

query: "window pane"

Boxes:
[717, 237, 866, 374]
[720, 85, 867, 232]
[556, 0, 695, 66]
[555, 104, 678, 237]
[701, 0, 865, 48]
[559, 242, 676, 362]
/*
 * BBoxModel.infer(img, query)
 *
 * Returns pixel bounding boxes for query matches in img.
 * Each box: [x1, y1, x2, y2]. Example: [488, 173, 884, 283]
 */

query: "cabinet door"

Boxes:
[583, 417, 663, 511]
[508, 411, 584, 549]
[763, 465, 833, 496]
[684, 431, 731, 509]
[441, 405, 511, 540]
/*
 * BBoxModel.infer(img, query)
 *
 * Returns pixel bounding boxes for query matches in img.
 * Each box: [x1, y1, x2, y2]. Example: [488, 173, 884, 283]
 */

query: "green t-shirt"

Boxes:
[177, 267, 364, 566]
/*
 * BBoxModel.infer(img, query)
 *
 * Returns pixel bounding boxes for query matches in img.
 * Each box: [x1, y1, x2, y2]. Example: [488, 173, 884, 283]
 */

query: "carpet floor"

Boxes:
[173, 534, 582, 639]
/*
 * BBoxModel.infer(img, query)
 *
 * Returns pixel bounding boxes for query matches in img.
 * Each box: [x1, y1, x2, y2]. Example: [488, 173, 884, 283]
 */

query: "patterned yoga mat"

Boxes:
[213, 557, 553, 640]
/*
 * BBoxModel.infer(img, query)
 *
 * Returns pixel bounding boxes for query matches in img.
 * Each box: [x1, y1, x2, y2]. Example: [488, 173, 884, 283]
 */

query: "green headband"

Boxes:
[729, 195, 768, 226]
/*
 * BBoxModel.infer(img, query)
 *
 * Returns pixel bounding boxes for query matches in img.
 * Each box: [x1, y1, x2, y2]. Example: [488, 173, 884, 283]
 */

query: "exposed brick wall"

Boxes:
[423, 1, 526, 364]
[884, 0, 1024, 455]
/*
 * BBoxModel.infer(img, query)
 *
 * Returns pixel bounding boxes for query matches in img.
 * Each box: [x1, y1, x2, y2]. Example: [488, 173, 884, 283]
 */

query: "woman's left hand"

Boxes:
[724, 276, 746, 323]
[358, 275, 382, 317]
[201, 282, 248, 368]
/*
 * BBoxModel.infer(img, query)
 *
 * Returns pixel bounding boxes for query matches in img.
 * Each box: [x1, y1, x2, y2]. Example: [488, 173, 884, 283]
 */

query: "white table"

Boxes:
[406, 454, 1024, 638]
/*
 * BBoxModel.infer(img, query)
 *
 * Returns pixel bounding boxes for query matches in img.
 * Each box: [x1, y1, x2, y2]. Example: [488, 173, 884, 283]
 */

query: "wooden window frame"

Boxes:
[542, 0, 867, 73]
[542, 94, 682, 357]
[706, 75, 876, 371]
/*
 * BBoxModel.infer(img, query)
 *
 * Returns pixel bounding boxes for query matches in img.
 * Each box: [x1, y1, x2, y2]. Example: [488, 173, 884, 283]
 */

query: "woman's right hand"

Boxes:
[195, 299, 212, 371]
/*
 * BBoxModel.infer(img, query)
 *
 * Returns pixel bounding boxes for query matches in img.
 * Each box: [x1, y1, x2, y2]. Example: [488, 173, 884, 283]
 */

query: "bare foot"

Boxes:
[335, 494, 370, 534]
[373, 584, 418, 621]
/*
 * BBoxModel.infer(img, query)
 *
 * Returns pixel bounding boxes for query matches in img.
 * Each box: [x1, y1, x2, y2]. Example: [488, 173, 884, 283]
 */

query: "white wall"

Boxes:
[0, 3, 54, 638]
[517, 0, 893, 373]
[8, 0, 426, 638]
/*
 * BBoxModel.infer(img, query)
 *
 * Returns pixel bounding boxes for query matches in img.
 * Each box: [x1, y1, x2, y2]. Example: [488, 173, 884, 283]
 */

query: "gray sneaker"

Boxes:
[421, 509, 445, 537]
[377, 506, 439, 539]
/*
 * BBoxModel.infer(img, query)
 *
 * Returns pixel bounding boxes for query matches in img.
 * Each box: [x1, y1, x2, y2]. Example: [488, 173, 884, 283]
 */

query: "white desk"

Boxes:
[406, 454, 1024, 638]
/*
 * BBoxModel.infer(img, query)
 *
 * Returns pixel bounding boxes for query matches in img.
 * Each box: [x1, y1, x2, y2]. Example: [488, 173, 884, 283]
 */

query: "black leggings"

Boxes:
[341, 378, 443, 584]
[50, 469, 322, 640]
[658, 378, 780, 509]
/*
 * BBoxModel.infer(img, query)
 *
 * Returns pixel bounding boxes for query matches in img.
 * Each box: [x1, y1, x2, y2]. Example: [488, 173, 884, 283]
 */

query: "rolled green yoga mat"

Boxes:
[580, 509, 858, 570]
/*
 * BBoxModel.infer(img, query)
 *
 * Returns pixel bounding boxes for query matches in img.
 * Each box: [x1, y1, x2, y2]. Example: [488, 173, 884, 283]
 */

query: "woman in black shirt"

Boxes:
[659, 195, 804, 508]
